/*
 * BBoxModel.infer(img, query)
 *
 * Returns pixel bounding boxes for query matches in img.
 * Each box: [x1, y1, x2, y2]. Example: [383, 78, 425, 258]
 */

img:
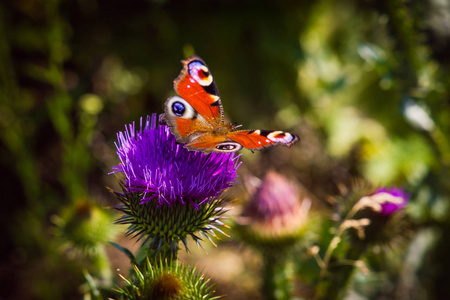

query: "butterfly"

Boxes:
[162, 55, 299, 153]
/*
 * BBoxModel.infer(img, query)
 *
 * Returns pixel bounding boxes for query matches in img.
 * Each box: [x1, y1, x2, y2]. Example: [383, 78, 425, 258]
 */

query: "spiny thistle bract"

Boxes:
[114, 259, 221, 300]
[110, 114, 240, 253]
[113, 186, 230, 252]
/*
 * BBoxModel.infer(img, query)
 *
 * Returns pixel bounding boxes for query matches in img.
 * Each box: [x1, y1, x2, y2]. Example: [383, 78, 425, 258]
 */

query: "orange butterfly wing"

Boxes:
[227, 130, 299, 150]
[183, 129, 299, 153]
[173, 56, 223, 124]
[164, 96, 213, 142]
[183, 132, 231, 152]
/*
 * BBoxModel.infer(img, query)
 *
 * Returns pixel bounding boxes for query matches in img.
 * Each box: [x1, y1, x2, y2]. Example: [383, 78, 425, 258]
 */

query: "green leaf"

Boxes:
[109, 241, 137, 265]
[83, 270, 102, 300]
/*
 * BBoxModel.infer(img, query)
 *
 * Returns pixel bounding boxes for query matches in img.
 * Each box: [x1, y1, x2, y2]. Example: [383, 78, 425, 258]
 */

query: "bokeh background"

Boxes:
[1, 0, 450, 299]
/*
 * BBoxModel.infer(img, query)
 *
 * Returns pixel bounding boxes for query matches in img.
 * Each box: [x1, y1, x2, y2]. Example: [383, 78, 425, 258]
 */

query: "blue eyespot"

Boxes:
[172, 101, 185, 116]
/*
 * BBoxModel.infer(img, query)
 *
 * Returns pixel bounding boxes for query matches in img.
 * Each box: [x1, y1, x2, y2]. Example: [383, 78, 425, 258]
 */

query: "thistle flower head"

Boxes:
[112, 114, 240, 207]
[242, 171, 308, 228]
[236, 171, 311, 250]
[371, 187, 409, 215]
[110, 114, 240, 252]
[335, 183, 411, 250]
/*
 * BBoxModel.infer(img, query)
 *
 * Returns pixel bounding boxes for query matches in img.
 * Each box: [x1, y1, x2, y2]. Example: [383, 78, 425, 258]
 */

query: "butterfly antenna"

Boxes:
[233, 123, 242, 131]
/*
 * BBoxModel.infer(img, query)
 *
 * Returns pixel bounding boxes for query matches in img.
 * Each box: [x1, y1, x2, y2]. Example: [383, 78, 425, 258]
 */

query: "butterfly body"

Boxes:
[163, 56, 299, 153]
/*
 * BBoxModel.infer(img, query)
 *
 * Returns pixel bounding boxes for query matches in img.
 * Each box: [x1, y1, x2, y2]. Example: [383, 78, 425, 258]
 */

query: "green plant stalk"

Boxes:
[262, 251, 293, 300]
[385, 0, 450, 168]
[316, 198, 363, 284]
[314, 198, 376, 300]
[385, 0, 421, 84]
[0, 4, 41, 209]
[145, 237, 180, 267]
[314, 238, 368, 300]
[43, 1, 92, 200]
[315, 206, 395, 300]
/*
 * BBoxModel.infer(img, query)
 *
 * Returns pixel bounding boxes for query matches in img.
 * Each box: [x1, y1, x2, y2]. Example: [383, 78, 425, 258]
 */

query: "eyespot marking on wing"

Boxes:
[172, 101, 185, 117]
[188, 61, 213, 87]
[214, 141, 243, 152]
[248, 130, 295, 143]
[188, 60, 220, 96]
[267, 131, 296, 143]
[165, 96, 197, 120]
[229, 129, 299, 150]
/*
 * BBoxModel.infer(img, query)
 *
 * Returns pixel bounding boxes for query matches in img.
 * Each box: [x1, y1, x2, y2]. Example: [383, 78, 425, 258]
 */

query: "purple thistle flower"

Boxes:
[372, 187, 409, 215]
[240, 171, 310, 237]
[111, 114, 240, 206]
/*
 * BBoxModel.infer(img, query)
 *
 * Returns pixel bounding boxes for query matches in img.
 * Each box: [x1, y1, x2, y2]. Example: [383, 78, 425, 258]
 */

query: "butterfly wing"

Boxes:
[183, 131, 243, 153]
[163, 96, 214, 144]
[163, 56, 224, 143]
[183, 128, 299, 153]
[226, 129, 299, 151]
[173, 56, 224, 123]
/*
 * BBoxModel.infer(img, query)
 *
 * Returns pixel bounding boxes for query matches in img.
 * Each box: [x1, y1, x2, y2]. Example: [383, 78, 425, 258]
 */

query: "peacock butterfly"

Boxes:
[162, 56, 299, 153]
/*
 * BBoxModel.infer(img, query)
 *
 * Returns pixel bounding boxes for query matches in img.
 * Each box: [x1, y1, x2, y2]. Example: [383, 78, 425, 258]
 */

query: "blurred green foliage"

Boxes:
[1, 0, 450, 299]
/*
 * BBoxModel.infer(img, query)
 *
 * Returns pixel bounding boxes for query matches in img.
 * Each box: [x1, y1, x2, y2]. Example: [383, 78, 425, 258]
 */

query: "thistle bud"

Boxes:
[53, 198, 117, 282]
[115, 259, 219, 300]
[236, 171, 311, 251]
[235, 171, 311, 300]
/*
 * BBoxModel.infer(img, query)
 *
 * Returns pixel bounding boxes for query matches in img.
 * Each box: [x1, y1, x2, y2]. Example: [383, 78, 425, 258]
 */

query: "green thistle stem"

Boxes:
[145, 237, 180, 266]
[317, 201, 362, 284]
[91, 246, 113, 282]
[314, 239, 367, 300]
[314, 198, 368, 300]
[315, 200, 392, 300]
[262, 251, 292, 300]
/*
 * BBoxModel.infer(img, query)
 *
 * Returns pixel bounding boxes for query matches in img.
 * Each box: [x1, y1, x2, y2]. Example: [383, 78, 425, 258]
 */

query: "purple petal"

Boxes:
[373, 187, 409, 215]
[111, 114, 241, 206]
